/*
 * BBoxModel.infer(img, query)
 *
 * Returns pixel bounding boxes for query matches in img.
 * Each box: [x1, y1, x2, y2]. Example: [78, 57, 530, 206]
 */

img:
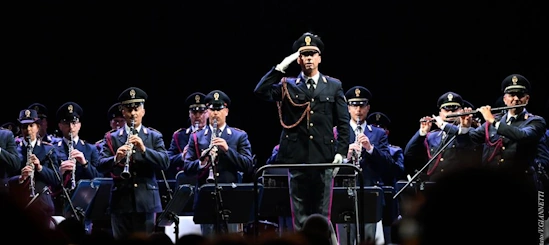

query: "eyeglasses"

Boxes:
[507, 92, 526, 98]
[299, 50, 319, 57]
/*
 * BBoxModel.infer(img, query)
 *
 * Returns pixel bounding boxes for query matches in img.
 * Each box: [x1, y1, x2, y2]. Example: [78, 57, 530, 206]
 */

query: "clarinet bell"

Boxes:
[120, 164, 131, 179]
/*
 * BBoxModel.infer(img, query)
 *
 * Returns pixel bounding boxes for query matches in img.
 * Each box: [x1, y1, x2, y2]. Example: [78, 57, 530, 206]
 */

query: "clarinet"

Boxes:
[120, 118, 135, 179]
[26, 136, 36, 197]
[206, 119, 218, 183]
[68, 132, 76, 190]
[352, 116, 363, 166]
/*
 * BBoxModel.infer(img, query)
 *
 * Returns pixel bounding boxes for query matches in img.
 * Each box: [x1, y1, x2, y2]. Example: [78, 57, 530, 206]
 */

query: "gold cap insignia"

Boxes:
[129, 89, 136, 99]
[376, 114, 381, 121]
[214, 92, 220, 101]
[447, 93, 453, 101]
[195, 94, 201, 103]
[305, 36, 312, 46]
[512, 75, 518, 85]
[68, 104, 73, 113]
[355, 88, 361, 97]
[34, 106, 39, 112]
[25, 110, 31, 117]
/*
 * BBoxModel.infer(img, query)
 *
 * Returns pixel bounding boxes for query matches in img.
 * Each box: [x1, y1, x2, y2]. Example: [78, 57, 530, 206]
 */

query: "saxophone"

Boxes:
[68, 132, 76, 190]
[120, 118, 135, 179]
[206, 119, 218, 183]
[26, 136, 36, 197]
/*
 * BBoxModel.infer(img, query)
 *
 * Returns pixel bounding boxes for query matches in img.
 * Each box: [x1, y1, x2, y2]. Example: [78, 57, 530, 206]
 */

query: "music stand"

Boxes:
[87, 178, 113, 222]
[258, 186, 291, 217]
[194, 183, 264, 233]
[64, 179, 100, 219]
[156, 184, 195, 239]
[331, 186, 383, 224]
[381, 186, 396, 227]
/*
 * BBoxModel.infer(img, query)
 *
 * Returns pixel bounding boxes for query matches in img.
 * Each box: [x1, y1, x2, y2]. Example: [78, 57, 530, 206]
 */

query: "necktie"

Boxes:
[507, 117, 515, 125]
[307, 79, 315, 94]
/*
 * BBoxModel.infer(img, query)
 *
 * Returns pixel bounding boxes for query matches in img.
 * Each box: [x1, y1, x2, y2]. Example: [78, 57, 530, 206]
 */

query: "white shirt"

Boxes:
[301, 72, 320, 90]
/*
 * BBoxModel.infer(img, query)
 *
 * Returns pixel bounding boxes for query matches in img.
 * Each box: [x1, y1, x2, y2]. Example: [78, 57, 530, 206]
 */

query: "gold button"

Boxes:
[326, 97, 329, 101]
[501, 146, 505, 150]
[330, 139, 334, 143]
[452, 145, 456, 148]
[311, 99, 315, 102]
[440, 158, 444, 162]
[490, 134, 494, 137]
[285, 135, 289, 138]
[295, 94, 298, 98]
[309, 123, 313, 127]
[134, 184, 138, 188]
[440, 169, 444, 172]
[500, 159, 504, 163]
[310, 111, 314, 114]
[309, 135, 313, 139]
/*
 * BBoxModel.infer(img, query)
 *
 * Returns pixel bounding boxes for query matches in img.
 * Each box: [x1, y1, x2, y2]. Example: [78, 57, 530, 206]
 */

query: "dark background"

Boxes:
[3, 1, 548, 166]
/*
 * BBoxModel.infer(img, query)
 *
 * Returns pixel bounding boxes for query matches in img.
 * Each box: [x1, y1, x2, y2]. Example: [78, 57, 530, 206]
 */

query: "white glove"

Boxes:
[332, 153, 343, 164]
[275, 51, 300, 73]
[332, 153, 344, 178]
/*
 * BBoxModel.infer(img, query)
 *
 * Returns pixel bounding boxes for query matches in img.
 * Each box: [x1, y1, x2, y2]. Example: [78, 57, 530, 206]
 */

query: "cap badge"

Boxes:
[25, 110, 31, 118]
[447, 93, 453, 101]
[195, 94, 201, 103]
[129, 89, 136, 99]
[355, 88, 361, 97]
[68, 104, 73, 113]
[214, 92, 220, 101]
[376, 114, 381, 121]
[305, 36, 311, 46]
[512, 75, 518, 85]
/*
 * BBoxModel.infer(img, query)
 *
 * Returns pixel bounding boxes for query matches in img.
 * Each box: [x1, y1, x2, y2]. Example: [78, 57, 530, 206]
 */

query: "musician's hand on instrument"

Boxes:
[71, 149, 86, 165]
[276, 51, 300, 73]
[347, 143, 361, 160]
[478, 106, 495, 124]
[200, 156, 210, 168]
[332, 153, 343, 164]
[419, 116, 432, 134]
[115, 145, 132, 163]
[129, 135, 146, 152]
[211, 138, 229, 152]
[431, 115, 445, 129]
[20, 165, 33, 179]
[358, 134, 372, 151]
[30, 154, 42, 172]
[459, 107, 474, 127]
[60, 160, 75, 175]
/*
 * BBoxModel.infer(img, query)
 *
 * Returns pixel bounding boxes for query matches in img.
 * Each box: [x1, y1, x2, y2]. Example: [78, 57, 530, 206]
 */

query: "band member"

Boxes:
[8, 109, 59, 227]
[254, 32, 350, 231]
[1, 126, 21, 193]
[367, 111, 405, 244]
[184, 90, 253, 236]
[404, 92, 482, 182]
[335, 86, 393, 244]
[99, 87, 170, 239]
[27, 103, 60, 144]
[367, 112, 405, 185]
[96, 102, 125, 151]
[1, 122, 21, 138]
[167, 92, 209, 180]
[456, 74, 546, 174]
[52, 102, 102, 216]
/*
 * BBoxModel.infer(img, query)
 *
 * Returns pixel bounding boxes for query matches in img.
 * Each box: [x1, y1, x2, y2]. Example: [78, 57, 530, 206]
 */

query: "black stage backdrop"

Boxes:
[3, 1, 548, 167]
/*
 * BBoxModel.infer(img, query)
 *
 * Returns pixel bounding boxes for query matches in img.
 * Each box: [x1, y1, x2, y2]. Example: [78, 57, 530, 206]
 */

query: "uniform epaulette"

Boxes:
[148, 127, 162, 134]
[280, 77, 297, 84]
[323, 75, 341, 82]
[95, 139, 104, 145]
[232, 127, 245, 133]
[173, 128, 183, 134]
[42, 141, 52, 146]
[0, 127, 7, 131]
[104, 128, 116, 136]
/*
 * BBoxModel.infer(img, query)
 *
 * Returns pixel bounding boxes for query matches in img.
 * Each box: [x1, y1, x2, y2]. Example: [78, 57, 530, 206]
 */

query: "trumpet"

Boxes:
[68, 131, 76, 190]
[120, 118, 135, 179]
[206, 119, 218, 183]
[445, 104, 527, 118]
[26, 136, 36, 197]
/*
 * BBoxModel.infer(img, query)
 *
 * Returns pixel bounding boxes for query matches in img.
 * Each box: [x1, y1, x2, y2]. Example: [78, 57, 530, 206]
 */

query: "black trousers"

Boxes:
[288, 169, 333, 230]
[111, 212, 155, 239]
